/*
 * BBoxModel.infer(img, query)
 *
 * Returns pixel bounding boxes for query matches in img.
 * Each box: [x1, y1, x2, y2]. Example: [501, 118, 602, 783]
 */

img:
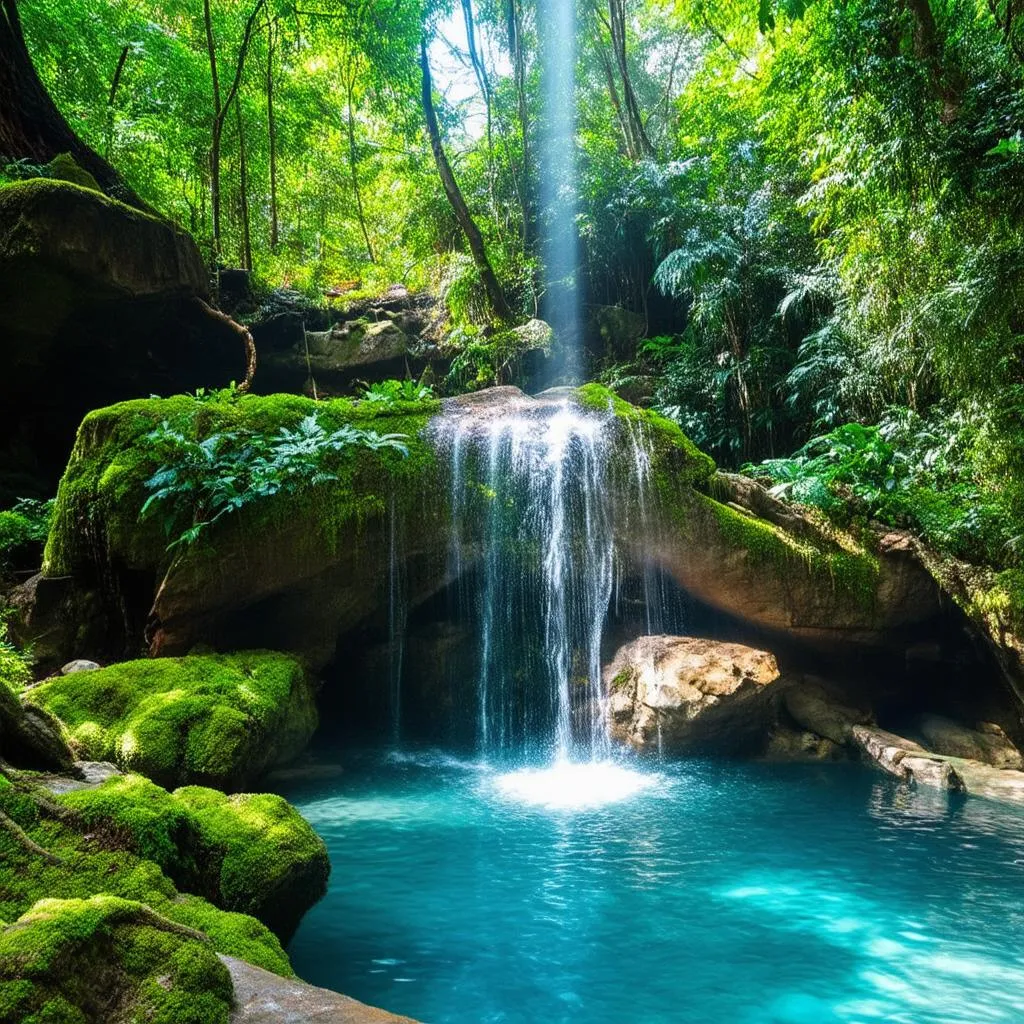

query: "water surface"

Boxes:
[283, 751, 1024, 1024]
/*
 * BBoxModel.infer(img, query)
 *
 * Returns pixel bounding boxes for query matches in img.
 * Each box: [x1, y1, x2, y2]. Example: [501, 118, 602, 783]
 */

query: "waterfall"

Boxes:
[437, 392, 656, 763]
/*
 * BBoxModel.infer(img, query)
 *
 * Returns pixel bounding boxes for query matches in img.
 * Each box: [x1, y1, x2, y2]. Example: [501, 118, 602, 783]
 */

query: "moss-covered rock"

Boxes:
[0, 777, 292, 977]
[39, 391, 444, 669]
[0, 895, 234, 1024]
[23, 652, 317, 791]
[172, 787, 329, 942]
[58, 774, 328, 942]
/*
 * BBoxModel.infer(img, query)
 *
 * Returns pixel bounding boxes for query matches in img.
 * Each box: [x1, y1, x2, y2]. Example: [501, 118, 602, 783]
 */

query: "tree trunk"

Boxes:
[203, 0, 267, 255]
[904, 0, 963, 118]
[0, 0, 148, 209]
[607, 0, 654, 158]
[344, 57, 375, 263]
[235, 98, 252, 271]
[266, 16, 279, 251]
[203, 0, 224, 248]
[105, 44, 130, 159]
[420, 37, 513, 321]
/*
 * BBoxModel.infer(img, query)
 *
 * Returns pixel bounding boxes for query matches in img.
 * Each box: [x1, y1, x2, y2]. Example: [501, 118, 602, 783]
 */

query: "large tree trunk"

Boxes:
[0, 0, 148, 209]
[420, 37, 513, 322]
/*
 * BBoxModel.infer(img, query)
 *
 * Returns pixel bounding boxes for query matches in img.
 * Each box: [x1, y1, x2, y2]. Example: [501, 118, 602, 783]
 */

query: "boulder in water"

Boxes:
[605, 635, 781, 754]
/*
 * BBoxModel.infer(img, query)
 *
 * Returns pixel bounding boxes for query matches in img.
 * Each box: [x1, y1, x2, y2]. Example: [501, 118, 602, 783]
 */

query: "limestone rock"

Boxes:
[851, 725, 966, 792]
[222, 954, 420, 1024]
[783, 681, 871, 745]
[605, 635, 780, 753]
[915, 714, 1024, 769]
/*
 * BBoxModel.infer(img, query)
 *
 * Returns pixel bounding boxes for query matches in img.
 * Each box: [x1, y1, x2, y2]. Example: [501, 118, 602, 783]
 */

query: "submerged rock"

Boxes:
[605, 635, 781, 753]
[23, 652, 317, 791]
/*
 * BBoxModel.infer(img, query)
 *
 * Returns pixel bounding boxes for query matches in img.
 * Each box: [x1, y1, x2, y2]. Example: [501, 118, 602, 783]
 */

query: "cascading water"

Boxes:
[437, 391, 656, 767]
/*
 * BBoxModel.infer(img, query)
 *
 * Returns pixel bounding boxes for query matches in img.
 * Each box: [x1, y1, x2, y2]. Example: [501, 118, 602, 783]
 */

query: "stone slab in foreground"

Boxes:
[222, 956, 421, 1024]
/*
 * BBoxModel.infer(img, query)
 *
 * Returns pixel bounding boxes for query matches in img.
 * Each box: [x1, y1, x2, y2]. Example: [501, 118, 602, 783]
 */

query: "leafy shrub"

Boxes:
[745, 408, 1017, 565]
[359, 378, 434, 405]
[141, 414, 408, 549]
[0, 498, 54, 569]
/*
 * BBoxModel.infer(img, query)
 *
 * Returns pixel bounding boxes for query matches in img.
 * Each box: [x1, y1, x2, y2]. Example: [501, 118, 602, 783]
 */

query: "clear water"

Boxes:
[284, 751, 1024, 1024]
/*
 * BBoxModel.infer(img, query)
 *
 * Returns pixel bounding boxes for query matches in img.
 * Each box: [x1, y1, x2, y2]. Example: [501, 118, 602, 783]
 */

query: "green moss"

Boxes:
[976, 568, 1024, 636]
[24, 652, 316, 790]
[698, 494, 881, 610]
[0, 178, 162, 235]
[0, 780, 292, 977]
[42, 155, 102, 194]
[575, 383, 716, 487]
[60, 775, 327, 940]
[0, 895, 233, 1024]
[173, 787, 329, 939]
[44, 392, 440, 579]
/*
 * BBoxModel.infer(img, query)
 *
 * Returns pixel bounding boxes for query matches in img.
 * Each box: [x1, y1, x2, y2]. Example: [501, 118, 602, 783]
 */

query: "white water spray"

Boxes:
[436, 392, 658, 767]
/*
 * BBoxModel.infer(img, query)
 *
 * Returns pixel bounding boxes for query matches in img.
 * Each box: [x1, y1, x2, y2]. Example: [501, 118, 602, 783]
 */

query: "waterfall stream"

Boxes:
[434, 393, 656, 763]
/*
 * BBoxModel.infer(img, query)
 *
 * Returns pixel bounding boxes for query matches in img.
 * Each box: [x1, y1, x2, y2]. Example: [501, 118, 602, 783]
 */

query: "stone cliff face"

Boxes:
[0, 179, 247, 500]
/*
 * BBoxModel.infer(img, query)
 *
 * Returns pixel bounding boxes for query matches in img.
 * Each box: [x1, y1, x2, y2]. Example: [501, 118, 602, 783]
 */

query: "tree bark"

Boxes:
[0, 0, 148, 209]
[420, 37, 513, 321]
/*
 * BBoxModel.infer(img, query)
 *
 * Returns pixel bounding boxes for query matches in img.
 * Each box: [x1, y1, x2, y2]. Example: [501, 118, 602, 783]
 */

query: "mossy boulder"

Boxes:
[32, 385, 944, 699]
[60, 774, 329, 942]
[38, 391, 446, 670]
[173, 787, 329, 942]
[0, 178, 246, 495]
[23, 652, 317, 791]
[0, 777, 292, 977]
[0, 895, 234, 1024]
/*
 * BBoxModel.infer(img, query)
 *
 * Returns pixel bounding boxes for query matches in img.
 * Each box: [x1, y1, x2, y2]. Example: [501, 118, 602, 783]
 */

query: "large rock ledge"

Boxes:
[19, 386, 947, 680]
[0, 178, 245, 494]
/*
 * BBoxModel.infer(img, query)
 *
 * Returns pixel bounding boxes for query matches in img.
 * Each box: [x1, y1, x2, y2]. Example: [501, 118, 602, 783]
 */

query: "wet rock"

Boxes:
[915, 714, 1024, 769]
[851, 725, 966, 792]
[222, 954, 420, 1024]
[605, 635, 781, 753]
[61, 659, 100, 675]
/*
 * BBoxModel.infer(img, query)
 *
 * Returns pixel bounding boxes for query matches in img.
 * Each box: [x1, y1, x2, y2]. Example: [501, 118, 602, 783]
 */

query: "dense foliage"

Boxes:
[9, 0, 1024, 575]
